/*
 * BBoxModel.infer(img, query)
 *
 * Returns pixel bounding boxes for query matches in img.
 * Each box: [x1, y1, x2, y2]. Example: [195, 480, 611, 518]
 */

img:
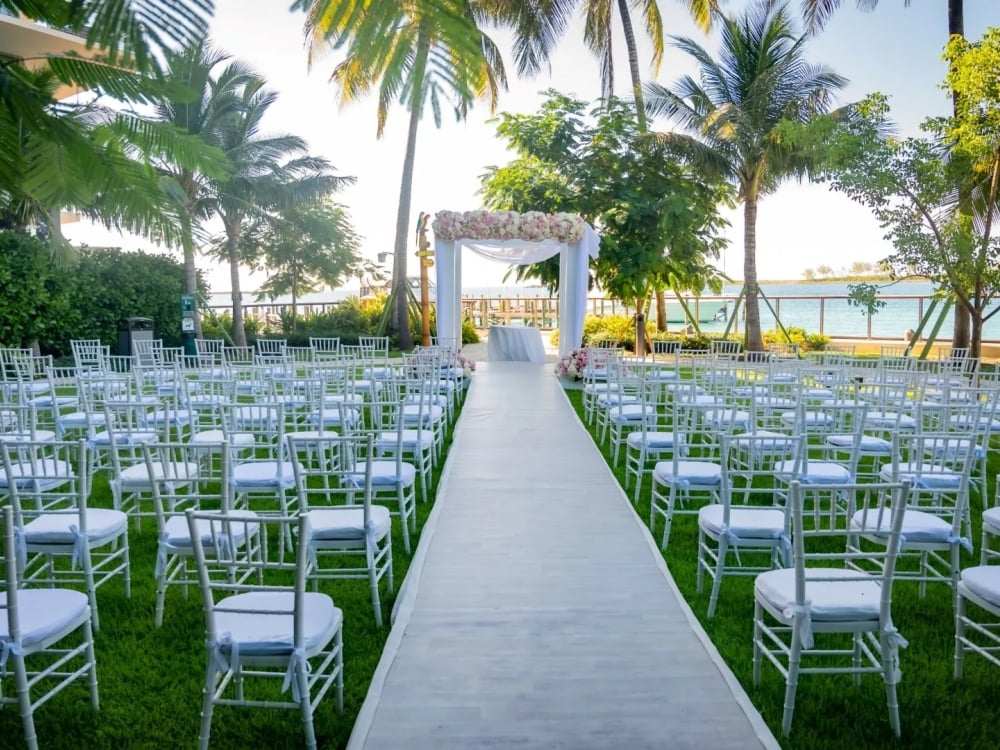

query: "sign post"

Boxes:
[180, 294, 197, 358]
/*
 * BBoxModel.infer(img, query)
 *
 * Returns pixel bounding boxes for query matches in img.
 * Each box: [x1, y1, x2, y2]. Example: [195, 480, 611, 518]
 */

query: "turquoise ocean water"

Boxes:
[210, 280, 1000, 340]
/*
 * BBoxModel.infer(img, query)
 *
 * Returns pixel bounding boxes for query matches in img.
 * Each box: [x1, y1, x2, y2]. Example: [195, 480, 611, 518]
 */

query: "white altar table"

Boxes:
[487, 325, 547, 363]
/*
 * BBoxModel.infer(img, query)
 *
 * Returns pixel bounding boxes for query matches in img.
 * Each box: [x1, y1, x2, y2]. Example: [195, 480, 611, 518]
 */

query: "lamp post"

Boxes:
[415, 213, 434, 347]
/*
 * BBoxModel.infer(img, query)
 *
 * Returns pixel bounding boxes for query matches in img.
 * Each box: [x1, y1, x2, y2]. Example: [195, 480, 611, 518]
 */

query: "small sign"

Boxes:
[180, 294, 197, 316]
[181, 318, 195, 332]
[416, 249, 435, 258]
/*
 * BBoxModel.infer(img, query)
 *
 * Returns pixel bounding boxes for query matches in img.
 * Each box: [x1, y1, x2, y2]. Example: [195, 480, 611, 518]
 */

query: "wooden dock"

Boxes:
[348, 362, 778, 749]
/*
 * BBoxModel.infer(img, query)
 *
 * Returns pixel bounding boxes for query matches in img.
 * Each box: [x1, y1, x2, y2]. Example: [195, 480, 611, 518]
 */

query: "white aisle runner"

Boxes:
[349, 362, 778, 749]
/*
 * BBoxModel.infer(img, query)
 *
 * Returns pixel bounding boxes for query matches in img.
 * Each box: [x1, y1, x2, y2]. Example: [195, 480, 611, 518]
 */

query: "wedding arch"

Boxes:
[431, 210, 601, 360]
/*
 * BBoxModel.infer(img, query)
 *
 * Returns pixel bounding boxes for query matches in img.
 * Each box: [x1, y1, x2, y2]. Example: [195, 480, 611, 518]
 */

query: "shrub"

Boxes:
[763, 326, 829, 353]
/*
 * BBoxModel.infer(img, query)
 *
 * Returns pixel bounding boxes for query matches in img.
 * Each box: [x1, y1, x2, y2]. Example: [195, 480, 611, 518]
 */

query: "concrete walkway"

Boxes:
[348, 362, 778, 749]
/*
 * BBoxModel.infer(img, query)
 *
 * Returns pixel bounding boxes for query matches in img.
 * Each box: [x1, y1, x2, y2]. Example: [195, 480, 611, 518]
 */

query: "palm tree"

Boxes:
[489, 0, 721, 331]
[644, 0, 847, 350]
[0, 5, 228, 260]
[204, 76, 353, 346]
[147, 41, 255, 336]
[303, 0, 507, 350]
[802, 0, 970, 348]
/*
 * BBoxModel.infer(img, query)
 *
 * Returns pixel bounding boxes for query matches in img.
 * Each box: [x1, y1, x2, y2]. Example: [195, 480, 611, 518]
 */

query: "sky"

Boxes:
[61, 0, 998, 293]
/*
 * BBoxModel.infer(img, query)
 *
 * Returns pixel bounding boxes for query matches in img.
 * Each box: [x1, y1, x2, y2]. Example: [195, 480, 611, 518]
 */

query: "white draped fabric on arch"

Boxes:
[433, 213, 601, 360]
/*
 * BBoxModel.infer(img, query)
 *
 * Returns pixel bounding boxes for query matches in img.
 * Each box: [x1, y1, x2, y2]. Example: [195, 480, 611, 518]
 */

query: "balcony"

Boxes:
[0, 12, 99, 99]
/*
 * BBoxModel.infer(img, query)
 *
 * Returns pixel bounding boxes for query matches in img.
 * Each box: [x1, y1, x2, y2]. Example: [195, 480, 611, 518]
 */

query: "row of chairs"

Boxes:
[1, 340, 467, 748]
[581, 348, 999, 737]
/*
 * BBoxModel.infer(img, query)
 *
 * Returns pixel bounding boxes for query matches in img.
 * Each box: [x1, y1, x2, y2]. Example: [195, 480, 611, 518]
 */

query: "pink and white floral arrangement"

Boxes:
[432, 210, 585, 244]
[554, 348, 588, 380]
[454, 351, 477, 377]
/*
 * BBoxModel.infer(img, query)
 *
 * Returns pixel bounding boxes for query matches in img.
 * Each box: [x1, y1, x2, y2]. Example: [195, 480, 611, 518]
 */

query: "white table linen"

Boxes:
[487, 326, 547, 363]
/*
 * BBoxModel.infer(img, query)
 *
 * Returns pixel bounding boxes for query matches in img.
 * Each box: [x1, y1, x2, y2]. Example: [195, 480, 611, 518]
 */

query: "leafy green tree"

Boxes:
[491, 0, 722, 330]
[238, 200, 363, 331]
[644, 1, 847, 351]
[0, 8, 228, 261]
[784, 81, 999, 357]
[803, 0, 971, 347]
[0, 231, 66, 349]
[302, 0, 508, 350]
[147, 40, 251, 331]
[481, 92, 732, 349]
[200, 74, 353, 346]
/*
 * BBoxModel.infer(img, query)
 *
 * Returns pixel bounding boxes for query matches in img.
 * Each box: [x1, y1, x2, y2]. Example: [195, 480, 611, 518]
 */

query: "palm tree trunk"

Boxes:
[390, 33, 428, 353]
[183, 242, 203, 338]
[949, 0, 970, 349]
[743, 196, 763, 351]
[617, 0, 664, 327]
[226, 220, 247, 348]
[291, 265, 298, 333]
[617, 0, 647, 132]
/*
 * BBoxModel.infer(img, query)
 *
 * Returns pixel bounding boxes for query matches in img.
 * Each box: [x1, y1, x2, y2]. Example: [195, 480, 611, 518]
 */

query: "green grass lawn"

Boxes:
[564, 389, 1000, 749]
[0, 402, 463, 749]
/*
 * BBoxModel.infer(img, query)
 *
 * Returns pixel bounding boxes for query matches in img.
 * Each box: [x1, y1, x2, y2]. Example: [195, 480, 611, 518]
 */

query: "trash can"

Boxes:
[117, 316, 154, 356]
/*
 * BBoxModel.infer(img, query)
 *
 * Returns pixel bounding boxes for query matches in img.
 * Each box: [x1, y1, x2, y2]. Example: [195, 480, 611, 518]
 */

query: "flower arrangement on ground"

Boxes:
[454, 351, 476, 377]
[555, 348, 587, 380]
[432, 210, 585, 244]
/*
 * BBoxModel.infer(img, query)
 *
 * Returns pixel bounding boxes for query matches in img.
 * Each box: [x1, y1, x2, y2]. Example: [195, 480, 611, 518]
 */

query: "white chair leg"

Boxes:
[781, 631, 804, 735]
[198, 654, 218, 750]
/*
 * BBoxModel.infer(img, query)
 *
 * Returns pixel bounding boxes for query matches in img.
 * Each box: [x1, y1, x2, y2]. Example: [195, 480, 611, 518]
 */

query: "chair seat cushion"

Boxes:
[377, 430, 434, 451]
[309, 506, 392, 542]
[1, 459, 74, 489]
[653, 460, 721, 486]
[774, 459, 851, 484]
[402, 403, 444, 423]
[119, 460, 199, 486]
[983, 506, 1000, 534]
[878, 462, 961, 489]
[0, 429, 56, 444]
[755, 568, 881, 622]
[90, 429, 159, 447]
[29, 395, 77, 409]
[703, 409, 751, 430]
[699, 504, 786, 539]
[608, 404, 648, 423]
[780, 410, 834, 428]
[23, 508, 128, 544]
[866, 411, 917, 430]
[350, 461, 416, 487]
[960, 566, 1000, 608]
[213, 591, 341, 656]
[0, 588, 90, 647]
[626, 431, 680, 450]
[827, 433, 891, 453]
[191, 430, 255, 448]
[732, 431, 796, 452]
[162, 511, 259, 548]
[851, 507, 953, 545]
[231, 461, 298, 489]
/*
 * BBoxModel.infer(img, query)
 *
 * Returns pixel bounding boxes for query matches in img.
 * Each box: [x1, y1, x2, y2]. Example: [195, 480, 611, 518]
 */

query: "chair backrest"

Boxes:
[711, 339, 741, 357]
[256, 338, 288, 356]
[1, 438, 87, 515]
[788, 479, 911, 628]
[290, 433, 373, 513]
[721, 432, 801, 509]
[71, 339, 108, 372]
[887, 430, 978, 538]
[0, 403, 42, 442]
[309, 337, 341, 357]
[145, 441, 227, 533]
[187, 509, 310, 646]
